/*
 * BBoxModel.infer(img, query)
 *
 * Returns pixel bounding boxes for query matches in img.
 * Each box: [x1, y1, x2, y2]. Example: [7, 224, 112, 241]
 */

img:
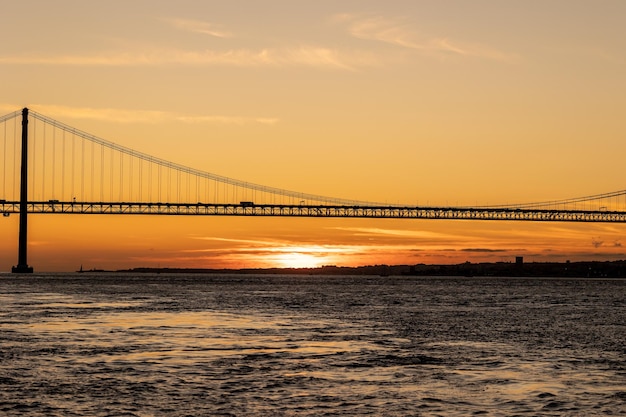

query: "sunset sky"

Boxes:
[2, 0, 626, 271]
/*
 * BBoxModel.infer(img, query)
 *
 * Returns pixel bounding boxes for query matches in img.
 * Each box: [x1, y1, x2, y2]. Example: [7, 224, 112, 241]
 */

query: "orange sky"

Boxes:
[1, 1, 626, 271]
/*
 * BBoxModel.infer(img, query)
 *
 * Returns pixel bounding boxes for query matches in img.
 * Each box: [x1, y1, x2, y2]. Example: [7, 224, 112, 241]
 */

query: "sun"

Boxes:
[263, 244, 350, 269]
[274, 252, 324, 269]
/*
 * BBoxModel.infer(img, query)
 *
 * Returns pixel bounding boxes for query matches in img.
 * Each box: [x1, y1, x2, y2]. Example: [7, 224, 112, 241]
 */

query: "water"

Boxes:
[1, 274, 624, 416]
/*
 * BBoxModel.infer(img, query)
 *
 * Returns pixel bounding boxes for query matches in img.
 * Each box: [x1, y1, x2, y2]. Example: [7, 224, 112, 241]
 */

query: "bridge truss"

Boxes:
[2, 201, 626, 223]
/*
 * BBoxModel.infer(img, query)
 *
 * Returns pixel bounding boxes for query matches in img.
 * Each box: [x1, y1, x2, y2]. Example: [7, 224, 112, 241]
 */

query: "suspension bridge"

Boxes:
[2, 108, 626, 273]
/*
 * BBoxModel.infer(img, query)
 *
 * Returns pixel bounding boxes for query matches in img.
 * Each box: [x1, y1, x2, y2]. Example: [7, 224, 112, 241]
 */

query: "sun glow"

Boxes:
[268, 245, 347, 269]
[274, 252, 325, 269]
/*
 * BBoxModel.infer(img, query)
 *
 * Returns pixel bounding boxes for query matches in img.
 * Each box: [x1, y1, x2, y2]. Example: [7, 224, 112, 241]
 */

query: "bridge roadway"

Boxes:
[2, 200, 626, 222]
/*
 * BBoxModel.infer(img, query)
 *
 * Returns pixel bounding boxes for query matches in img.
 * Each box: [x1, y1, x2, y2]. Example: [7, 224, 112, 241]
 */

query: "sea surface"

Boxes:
[0, 274, 624, 416]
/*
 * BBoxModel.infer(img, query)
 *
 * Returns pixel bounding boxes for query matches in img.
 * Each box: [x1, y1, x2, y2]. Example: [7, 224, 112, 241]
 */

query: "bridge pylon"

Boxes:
[12, 108, 33, 273]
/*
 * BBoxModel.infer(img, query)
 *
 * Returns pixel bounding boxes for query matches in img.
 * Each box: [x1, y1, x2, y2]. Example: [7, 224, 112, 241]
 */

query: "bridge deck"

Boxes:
[2, 201, 626, 222]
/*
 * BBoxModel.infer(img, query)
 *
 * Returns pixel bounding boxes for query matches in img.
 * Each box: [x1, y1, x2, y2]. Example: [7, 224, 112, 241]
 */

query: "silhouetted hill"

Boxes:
[117, 260, 626, 278]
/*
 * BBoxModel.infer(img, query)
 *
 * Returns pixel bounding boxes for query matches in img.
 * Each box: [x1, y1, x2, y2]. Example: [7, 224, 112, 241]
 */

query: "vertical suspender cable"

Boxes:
[119, 151, 123, 201]
[61, 130, 65, 199]
[91, 141, 94, 201]
[52, 127, 56, 200]
[3, 119, 6, 198]
[81, 134, 85, 200]
[148, 158, 152, 202]
[129, 151, 133, 201]
[13, 116, 17, 199]
[71, 132, 75, 200]
[42, 122, 46, 200]
[109, 147, 113, 201]
[177, 170, 181, 203]
[138, 158, 143, 201]
[31, 119, 36, 200]
[101, 145, 104, 202]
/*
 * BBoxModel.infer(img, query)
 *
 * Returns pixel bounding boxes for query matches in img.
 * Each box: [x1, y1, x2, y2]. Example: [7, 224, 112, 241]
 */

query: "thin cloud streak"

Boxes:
[2, 103, 278, 125]
[189, 236, 365, 254]
[0, 47, 366, 70]
[333, 13, 517, 62]
[177, 115, 279, 125]
[333, 226, 484, 247]
[164, 18, 232, 38]
[335, 226, 461, 239]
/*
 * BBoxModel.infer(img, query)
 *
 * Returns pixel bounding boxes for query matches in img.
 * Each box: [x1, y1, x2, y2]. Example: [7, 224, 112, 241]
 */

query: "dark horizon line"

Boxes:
[60, 259, 626, 278]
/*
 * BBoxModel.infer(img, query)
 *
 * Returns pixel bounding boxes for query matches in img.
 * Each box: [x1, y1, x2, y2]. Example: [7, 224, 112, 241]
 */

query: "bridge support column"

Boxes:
[12, 108, 33, 273]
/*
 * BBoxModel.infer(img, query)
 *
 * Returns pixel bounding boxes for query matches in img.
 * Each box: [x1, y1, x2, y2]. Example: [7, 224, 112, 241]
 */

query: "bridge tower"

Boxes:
[12, 108, 33, 273]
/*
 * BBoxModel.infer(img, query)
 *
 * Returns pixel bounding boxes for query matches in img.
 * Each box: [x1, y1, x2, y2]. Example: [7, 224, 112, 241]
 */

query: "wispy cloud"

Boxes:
[333, 13, 517, 62]
[3, 103, 278, 125]
[0, 46, 365, 70]
[460, 248, 508, 253]
[190, 236, 284, 247]
[164, 18, 232, 38]
[334, 226, 468, 242]
[176, 237, 373, 268]
[176, 115, 279, 125]
[190, 236, 361, 253]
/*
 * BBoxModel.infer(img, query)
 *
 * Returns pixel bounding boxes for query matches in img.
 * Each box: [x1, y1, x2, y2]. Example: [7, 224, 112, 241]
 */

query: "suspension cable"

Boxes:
[42, 120, 46, 199]
[29, 110, 380, 206]
[15, 109, 626, 210]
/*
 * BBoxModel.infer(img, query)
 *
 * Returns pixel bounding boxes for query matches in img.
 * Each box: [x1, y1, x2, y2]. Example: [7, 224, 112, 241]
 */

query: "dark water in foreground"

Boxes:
[0, 274, 624, 416]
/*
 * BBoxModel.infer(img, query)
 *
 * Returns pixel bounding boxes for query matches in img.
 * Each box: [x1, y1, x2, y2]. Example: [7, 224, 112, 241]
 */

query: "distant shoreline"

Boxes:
[76, 260, 626, 278]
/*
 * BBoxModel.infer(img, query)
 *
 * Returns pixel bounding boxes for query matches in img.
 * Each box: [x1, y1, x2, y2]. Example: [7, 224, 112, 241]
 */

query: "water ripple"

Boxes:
[0, 275, 624, 416]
